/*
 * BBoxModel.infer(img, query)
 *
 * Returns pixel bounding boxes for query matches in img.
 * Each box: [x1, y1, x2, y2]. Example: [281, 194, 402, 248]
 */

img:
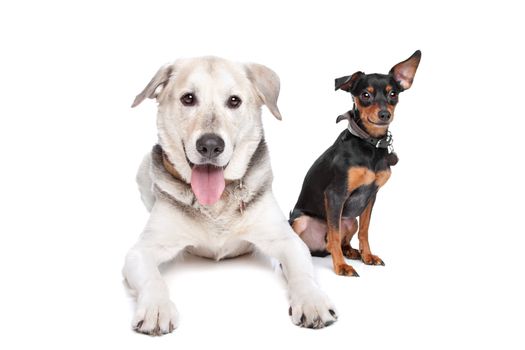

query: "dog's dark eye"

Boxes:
[389, 91, 398, 99]
[180, 93, 196, 106]
[361, 92, 371, 100]
[227, 95, 242, 109]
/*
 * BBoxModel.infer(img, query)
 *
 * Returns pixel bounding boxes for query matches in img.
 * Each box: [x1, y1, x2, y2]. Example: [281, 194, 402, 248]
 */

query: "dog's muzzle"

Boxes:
[189, 133, 227, 206]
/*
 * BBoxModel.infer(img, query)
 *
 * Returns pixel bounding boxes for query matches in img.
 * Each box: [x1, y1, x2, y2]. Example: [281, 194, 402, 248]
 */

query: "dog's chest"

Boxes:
[182, 195, 255, 259]
[342, 164, 391, 218]
[192, 193, 244, 225]
[187, 239, 252, 260]
[188, 215, 253, 260]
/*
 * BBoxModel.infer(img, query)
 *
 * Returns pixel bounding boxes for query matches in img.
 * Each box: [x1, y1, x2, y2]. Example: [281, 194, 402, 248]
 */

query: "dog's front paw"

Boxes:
[334, 263, 359, 276]
[132, 294, 179, 336]
[288, 283, 338, 329]
[361, 253, 385, 266]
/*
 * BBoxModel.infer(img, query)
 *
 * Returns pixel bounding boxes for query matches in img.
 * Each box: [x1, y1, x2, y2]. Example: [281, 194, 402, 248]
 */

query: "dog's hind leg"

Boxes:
[341, 217, 360, 260]
[324, 181, 359, 277]
[291, 215, 329, 257]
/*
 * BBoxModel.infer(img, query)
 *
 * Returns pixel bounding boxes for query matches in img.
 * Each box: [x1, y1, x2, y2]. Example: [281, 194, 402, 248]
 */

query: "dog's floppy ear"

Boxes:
[335, 71, 364, 93]
[131, 63, 173, 108]
[389, 50, 421, 90]
[245, 63, 282, 120]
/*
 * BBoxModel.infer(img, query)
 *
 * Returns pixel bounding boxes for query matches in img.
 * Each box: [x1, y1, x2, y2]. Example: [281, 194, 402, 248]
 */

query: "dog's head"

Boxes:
[132, 56, 281, 206]
[335, 50, 421, 137]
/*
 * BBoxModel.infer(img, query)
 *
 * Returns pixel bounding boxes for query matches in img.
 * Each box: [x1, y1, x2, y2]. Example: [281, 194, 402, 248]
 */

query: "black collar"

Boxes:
[337, 109, 393, 150]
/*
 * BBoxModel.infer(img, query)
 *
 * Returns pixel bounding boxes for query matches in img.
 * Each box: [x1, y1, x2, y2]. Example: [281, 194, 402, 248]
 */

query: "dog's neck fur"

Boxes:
[161, 151, 185, 183]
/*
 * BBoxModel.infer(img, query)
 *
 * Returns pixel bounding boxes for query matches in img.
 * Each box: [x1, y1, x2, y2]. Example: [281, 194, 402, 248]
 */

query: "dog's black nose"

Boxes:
[378, 110, 391, 122]
[196, 133, 225, 159]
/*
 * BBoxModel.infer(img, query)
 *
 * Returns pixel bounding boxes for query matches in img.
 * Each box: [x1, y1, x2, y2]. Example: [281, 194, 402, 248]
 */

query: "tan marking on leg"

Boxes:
[341, 218, 360, 259]
[358, 199, 384, 266]
[324, 196, 358, 276]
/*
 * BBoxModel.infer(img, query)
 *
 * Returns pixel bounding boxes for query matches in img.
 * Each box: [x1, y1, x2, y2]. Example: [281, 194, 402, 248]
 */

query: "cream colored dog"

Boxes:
[123, 56, 337, 335]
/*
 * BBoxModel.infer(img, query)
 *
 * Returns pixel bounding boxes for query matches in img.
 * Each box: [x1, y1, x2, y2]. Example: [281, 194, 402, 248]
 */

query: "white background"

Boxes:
[1, 0, 524, 349]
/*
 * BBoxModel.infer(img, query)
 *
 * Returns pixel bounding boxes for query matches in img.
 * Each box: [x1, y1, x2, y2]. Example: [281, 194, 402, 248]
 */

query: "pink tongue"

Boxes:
[190, 165, 225, 206]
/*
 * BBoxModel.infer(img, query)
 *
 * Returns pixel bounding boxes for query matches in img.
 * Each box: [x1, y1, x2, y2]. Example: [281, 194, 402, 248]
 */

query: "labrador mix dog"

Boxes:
[123, 56, 337, 335]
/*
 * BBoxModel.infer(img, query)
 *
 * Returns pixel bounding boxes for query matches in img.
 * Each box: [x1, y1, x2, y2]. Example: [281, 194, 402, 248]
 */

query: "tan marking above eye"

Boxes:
[386, 84, 393, 92]
[366, 87, 375, 94]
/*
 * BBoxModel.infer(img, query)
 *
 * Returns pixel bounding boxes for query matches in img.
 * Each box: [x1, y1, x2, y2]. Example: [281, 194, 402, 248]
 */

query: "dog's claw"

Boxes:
[329, 309, 338, 319]
[134, 320, 144, 330]
[288, 307, 292, 316]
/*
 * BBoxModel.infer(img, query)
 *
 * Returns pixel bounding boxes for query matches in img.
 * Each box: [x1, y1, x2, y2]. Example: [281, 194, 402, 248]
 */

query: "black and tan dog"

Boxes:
[289, 51, 421, 276]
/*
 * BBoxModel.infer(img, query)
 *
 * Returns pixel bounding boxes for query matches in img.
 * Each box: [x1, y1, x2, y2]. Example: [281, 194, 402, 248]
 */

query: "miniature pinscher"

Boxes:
[289, 51, 421, 276]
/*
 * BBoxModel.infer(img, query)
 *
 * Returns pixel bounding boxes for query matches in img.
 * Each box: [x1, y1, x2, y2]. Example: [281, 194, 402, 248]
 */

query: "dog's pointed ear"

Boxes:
[245, 63, 282, 120]
[389, 50, 421, 90]
[131, 63, 173, 108]
[335, 71, 364, 93]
